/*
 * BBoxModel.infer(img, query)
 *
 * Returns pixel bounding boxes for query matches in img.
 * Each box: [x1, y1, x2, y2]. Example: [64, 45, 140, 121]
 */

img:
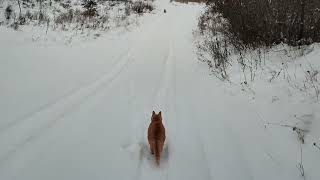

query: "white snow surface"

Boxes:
[1, 1, 320, 180]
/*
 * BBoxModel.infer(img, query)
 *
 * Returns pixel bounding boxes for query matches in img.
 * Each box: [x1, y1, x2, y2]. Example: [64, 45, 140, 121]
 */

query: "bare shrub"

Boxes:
[82, 0, 98, 17]
[197, 0, 320, 82]
[60, 1, 72, 9]
[197, 35, 230, 80]
[196, 4, 239, 80]
[55, 9, 74, 25]
[209, 0, 320, 47]
[131, 1, 154, 14]
[304, 68, 320, 100]
[10, 21, 19, 30]
[54, 7, 109, 31]
[0, 0, 151, 41]
[283, 62, 320, 100]
[5, 5, 13, 20]
[124, 2, 132, 16]
[38, 12, 50, 24]
[18, 15, 26, 25]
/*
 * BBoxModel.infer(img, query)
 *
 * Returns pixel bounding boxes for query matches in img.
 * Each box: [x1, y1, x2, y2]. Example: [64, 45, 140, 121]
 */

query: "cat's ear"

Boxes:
[152, 111, 155, 116]
[158, 111, 162, 116]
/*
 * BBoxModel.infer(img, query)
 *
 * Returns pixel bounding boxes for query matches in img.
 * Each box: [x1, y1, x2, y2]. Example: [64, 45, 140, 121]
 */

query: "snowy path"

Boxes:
[1, 1, 319, 180]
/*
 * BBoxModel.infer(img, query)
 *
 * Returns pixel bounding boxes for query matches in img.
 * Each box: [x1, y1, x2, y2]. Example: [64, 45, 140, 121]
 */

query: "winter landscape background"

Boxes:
[1, 0, 320, 180]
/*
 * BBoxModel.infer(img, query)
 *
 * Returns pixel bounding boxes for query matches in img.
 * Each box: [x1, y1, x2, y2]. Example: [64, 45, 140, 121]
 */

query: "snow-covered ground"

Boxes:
[1, 1, 320, 180]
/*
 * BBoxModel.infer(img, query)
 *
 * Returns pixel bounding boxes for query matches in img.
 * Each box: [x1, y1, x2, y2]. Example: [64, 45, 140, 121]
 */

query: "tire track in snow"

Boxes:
[0, 49, 135, 165]
[185, 102, 213, 180]
[132, 4, 212, 180]
[161, 39, 177, 180]
[115, 10, 181, 180]
[185, 92, 255, 180]
[121, 31, 174, 180]
[0, 48, 131, 134]
[172, 93, 213, 180]
[134, 7, 181, 179]
[126, 33, 173, 180]
[133, 38, 176, 180]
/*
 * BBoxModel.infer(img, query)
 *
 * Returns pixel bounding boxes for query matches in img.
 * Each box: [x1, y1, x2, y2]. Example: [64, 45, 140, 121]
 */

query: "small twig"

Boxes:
[269, 69, 282, 82]
[265, 122, 294, 128]
[46, 19, 49, 34]
[313, 142, 320, 151]
[266, 122, 306, 144]
[297, 142, 306, 179]
[293, 114, 306, 123]
[293, 126, 306, 144]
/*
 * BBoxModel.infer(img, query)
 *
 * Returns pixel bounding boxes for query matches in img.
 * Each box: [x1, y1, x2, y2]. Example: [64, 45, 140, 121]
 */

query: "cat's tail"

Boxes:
[153, 140, 161, 166]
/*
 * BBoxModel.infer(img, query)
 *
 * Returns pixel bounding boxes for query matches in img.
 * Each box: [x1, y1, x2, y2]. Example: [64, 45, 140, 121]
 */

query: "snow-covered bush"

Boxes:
[130, 1, 153, 14]
[0, 0, 154, 40]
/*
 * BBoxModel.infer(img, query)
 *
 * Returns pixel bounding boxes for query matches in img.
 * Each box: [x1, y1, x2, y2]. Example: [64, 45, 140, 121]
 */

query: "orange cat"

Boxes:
[148, 111, 166, 166]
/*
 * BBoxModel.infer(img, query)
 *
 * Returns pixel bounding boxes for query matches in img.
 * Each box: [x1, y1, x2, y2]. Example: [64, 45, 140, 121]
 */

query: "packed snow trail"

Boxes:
[1, 1, 320, 180]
